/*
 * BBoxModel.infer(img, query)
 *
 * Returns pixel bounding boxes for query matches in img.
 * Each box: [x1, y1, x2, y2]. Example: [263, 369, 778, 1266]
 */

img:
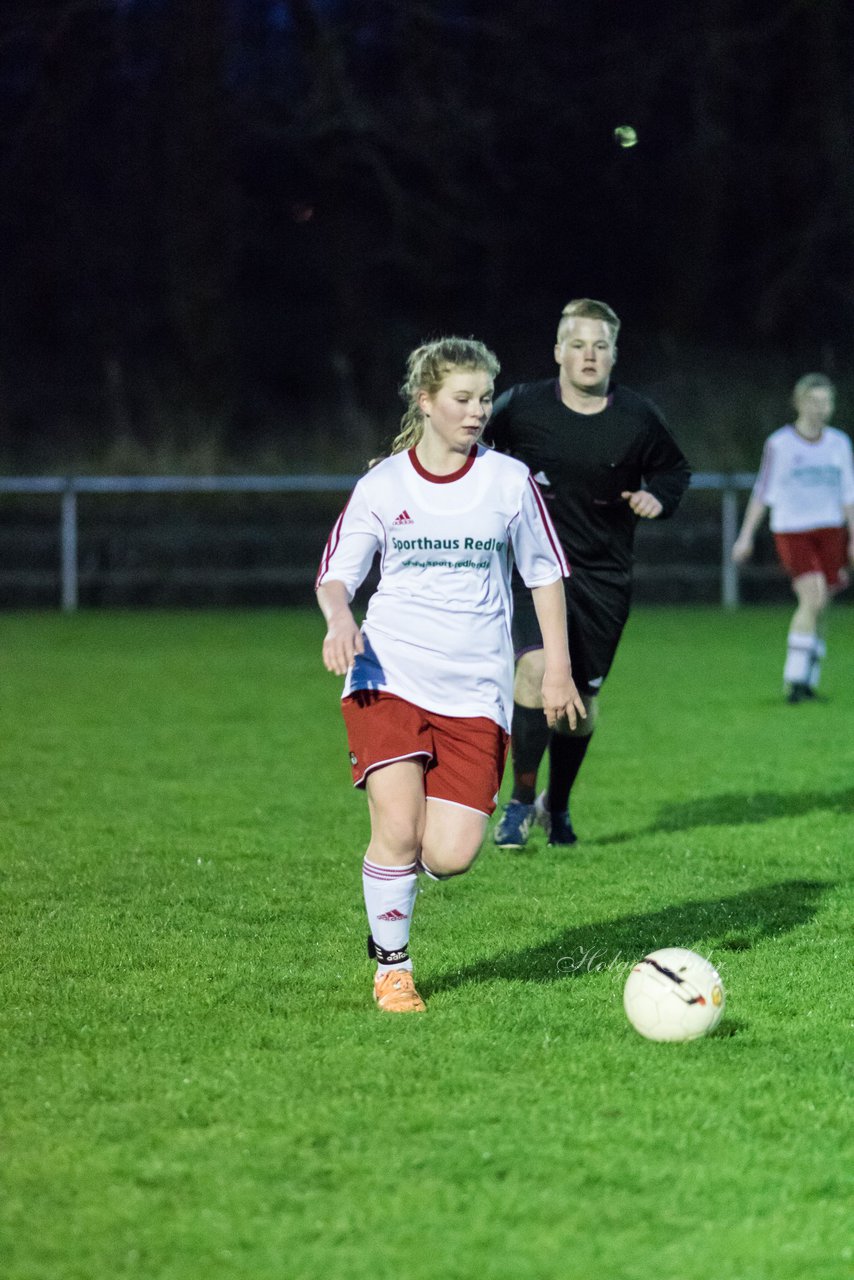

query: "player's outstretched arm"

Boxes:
[530, 580, 587, 729]
[316, 580, 365, 675]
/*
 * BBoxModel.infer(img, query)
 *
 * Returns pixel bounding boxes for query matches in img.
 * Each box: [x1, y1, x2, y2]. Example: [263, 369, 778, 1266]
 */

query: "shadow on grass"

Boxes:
[426, 879, 831, 994]
[591, 785, 854, 846]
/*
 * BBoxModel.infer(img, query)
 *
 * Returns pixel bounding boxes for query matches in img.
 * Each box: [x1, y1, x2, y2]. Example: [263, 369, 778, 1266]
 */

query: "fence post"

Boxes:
[60, 482, 78, 612]
[721, 484, 739, 609]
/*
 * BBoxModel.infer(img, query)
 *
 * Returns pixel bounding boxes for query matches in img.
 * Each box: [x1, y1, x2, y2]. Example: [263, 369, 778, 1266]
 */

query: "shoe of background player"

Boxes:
[373, 969, 426, 1013]
[786, 682, 811, 704]
[493, 799, 535, 848]
[534, 791, 578, 846]
[790, 685, 825, 703]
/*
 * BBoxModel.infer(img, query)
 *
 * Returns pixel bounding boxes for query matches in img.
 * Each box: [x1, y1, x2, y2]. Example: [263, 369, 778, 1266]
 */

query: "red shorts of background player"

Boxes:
[341, 690, 510, 817]
[774, 526, 849, 590]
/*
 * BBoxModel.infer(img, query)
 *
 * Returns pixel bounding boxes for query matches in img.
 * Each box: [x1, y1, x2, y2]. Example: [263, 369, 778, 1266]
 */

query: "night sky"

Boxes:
[1, 0, 853, 469]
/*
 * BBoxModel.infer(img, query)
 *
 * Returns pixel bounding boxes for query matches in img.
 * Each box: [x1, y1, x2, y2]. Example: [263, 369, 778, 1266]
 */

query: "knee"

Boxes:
[795, 573, 828, 613]
[515, 650, 546, 706]
[369, 814, 422, 863]
[555, 693, 598, 739]
[420, 837, 482, 879]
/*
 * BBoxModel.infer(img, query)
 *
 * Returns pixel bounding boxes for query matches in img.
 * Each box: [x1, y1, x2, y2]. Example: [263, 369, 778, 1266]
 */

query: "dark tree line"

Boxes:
[0, 0, 852, 469]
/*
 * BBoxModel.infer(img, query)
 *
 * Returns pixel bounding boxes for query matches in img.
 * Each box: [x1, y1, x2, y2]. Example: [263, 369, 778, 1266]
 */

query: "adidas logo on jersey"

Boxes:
[392, 509, 414, 526]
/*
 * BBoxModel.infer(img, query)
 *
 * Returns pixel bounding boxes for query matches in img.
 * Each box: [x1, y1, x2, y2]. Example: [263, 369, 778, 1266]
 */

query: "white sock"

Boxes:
[808, 638, 826, 690]
[783, 632, 816, 686]
[362, 858, 418, 973]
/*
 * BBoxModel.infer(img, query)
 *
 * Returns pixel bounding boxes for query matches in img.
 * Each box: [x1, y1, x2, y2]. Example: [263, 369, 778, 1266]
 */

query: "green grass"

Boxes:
[1, 606, 852, 1280]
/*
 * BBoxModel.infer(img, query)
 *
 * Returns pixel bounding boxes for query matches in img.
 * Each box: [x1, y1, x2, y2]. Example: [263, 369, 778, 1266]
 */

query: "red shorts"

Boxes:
[774, 527, 849, 589]
[341, 691, 509, 816]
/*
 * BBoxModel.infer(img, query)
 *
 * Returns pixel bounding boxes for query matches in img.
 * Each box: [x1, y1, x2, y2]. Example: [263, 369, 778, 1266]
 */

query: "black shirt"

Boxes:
[486, 379, 691, 574]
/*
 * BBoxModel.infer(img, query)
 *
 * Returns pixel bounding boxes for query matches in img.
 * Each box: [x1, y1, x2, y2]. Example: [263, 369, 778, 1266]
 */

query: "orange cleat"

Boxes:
[373, 969, 426, 1013]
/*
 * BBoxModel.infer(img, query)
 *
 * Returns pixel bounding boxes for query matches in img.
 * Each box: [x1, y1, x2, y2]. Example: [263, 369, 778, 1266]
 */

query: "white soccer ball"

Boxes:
[623, 947, 725, 1042]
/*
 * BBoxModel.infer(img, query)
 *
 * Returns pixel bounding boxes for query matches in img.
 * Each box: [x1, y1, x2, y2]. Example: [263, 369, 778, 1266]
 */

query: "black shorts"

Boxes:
[512, 566, 632, 695]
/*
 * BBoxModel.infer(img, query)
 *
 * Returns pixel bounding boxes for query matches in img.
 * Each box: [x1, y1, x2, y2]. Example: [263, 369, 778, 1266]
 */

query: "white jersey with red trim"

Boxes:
[752, 424, 854, 532]
[316, 444, 569, 730]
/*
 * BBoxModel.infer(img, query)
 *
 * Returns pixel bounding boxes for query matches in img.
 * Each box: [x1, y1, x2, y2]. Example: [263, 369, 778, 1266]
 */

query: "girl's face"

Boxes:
[797, 386, 834, 428]
[418, 368, 494, 454]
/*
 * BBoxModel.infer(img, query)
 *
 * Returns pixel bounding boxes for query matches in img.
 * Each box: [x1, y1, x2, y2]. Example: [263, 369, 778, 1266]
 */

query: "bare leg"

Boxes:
[365, 760, 426, 867]
[362, 762, 425, 999]
[361, 763, 486, 1011]
[420, 800, 488, 878]
[790, 571, 828, 635]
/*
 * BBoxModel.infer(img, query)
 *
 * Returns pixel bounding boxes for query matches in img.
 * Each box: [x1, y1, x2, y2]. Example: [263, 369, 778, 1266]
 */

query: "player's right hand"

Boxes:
[541, 672, 587, 730]
[322, 617, 365, 675]
[731, 534, 753, 564]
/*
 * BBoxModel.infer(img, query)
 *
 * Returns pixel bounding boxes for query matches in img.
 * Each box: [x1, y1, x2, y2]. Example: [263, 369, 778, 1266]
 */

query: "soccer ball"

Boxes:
[623, 947, 725, 1042]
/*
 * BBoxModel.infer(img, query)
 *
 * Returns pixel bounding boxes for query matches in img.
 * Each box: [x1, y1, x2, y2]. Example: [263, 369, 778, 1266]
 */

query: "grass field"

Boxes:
[1, 606, 852, 1280]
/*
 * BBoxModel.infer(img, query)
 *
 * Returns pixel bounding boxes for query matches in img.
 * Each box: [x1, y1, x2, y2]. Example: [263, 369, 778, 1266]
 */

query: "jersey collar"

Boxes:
[408, 445, 478, 483]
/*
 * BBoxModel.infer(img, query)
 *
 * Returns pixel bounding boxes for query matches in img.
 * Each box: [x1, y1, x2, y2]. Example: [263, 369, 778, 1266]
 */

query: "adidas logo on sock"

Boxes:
[377, 908, 408, 921]
[392, 510, 414, 526]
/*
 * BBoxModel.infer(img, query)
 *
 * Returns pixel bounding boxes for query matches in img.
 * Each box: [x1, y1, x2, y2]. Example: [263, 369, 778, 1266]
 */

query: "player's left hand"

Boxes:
[621, 489, 663, 519]
[541, 673, 587, 731]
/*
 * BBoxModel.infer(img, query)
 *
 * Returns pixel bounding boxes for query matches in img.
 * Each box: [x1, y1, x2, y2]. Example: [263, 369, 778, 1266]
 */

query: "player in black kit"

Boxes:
[487, 298, 691, 848]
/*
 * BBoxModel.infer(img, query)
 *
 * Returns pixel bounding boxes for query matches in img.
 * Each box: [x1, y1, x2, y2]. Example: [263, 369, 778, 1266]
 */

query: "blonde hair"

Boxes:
[556, 298, 620, 345]
[793, 372, 834, 409]
[389, 337, 500, 455]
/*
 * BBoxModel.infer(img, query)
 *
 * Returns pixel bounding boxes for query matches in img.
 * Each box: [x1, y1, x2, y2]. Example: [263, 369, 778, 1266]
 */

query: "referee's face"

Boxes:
[554, 317, 616, 397]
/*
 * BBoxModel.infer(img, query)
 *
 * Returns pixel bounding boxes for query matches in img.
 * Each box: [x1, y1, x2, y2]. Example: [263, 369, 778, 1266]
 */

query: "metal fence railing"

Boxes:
[0, 472, 757, 612]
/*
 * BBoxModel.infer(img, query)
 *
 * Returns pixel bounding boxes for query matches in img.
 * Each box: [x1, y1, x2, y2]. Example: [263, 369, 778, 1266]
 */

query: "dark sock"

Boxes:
[548, 734, 593, 814]
[510, 704, 550, 804]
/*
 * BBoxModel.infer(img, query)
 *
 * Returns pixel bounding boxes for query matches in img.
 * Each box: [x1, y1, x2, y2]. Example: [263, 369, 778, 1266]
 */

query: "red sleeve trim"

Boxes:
[526, 475, 571, 575]
[315, 496, 351, 588]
